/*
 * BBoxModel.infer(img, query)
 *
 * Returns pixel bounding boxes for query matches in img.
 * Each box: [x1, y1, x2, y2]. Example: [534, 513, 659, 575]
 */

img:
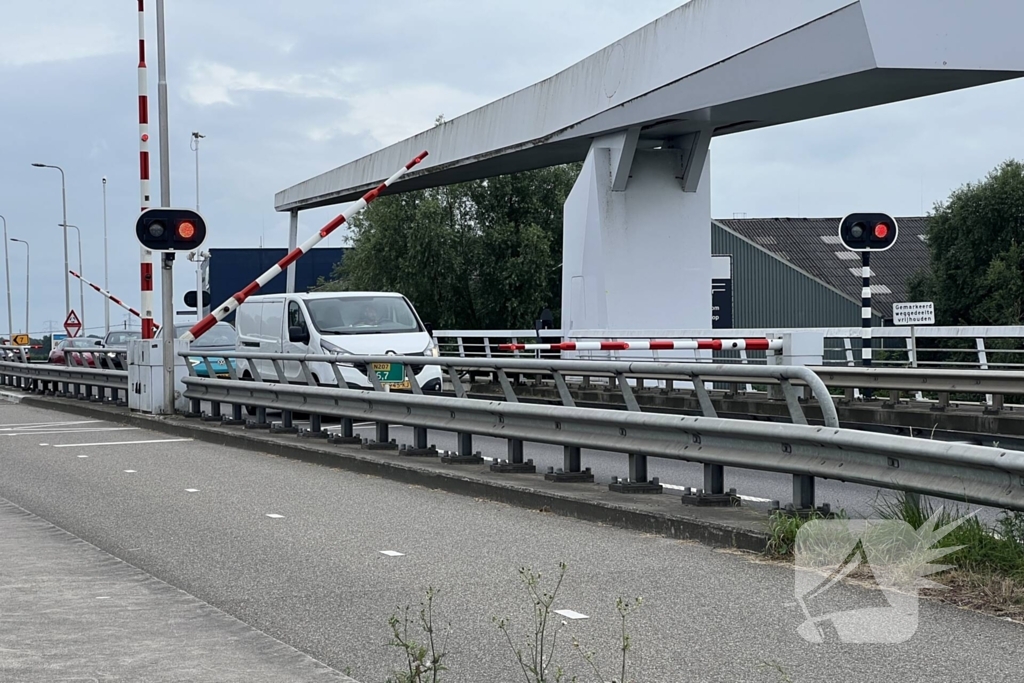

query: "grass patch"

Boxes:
[767, 494, 1024, 618]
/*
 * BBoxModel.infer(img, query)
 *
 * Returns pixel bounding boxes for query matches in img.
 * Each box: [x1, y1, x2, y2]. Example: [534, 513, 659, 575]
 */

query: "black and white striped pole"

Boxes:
[861, 251, 872, 368]
[839, 214, 898, 400]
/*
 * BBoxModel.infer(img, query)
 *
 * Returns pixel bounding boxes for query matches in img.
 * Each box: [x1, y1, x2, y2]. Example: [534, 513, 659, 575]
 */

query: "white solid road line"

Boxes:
[53, 438, 193, 448]
[4, 428, 139, 437]
[0, 420, 101, 430]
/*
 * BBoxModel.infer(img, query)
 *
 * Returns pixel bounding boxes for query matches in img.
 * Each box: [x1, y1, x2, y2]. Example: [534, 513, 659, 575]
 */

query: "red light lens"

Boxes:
[177, 221, 196, 239]
[873, 223, 889, 239]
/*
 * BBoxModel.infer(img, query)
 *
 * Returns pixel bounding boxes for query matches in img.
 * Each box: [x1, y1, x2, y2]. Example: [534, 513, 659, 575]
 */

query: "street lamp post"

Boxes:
[102, 177, 109, 335]
[10, 239, 29, 337]
[31, 163, 71, 322]
[190, 131, 205, 211]
[0, 214, 13, 343]
[63, 224, 85, 333]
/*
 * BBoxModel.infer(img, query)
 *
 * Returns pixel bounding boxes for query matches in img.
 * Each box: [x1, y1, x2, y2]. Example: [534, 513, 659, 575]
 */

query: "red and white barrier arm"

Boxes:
[70, 270, 159, 331]
[499, 339, 782, 352]
[181, 151, 429, 342]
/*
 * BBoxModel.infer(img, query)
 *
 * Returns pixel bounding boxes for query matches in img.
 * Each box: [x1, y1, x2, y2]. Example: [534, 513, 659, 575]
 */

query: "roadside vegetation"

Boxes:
[766, 493, 1024, 618]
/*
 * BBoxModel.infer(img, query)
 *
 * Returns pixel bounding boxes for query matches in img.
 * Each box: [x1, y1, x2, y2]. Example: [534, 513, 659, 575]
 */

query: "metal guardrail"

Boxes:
[180, 349, 1024, 513]
[0, 345, 129, 405]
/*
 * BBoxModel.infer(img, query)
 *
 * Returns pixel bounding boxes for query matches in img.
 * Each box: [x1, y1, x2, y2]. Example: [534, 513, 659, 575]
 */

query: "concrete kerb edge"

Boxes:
[19, 396, 769, 552]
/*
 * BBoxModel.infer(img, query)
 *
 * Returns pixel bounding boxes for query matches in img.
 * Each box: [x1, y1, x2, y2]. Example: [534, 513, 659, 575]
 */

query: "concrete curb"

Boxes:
[20, 395, 770, 553]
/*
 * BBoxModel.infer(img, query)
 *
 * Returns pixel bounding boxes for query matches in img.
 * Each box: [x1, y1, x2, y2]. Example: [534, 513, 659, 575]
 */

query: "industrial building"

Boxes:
[713, 217, 930, 329]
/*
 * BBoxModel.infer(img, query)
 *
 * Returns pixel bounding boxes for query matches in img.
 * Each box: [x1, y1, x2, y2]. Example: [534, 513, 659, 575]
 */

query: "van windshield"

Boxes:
[306, 296, 421, 335]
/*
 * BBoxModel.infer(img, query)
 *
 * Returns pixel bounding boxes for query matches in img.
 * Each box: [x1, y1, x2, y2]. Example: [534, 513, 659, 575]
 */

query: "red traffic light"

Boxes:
[873, 223, 889, 239]
[135, 208, 206, 252]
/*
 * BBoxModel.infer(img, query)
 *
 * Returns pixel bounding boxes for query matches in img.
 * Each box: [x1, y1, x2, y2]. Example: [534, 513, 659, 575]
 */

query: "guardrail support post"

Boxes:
[222, 403, 245, 426]
[361, 420, 397, 450]
[491, 438, 536, 473]
[299, 414, 329, 439]
[246, 406, 271, 430]
[610, 454, 664, 494]
[932, 392, 949, 412]
[441, 432, 483, 464]
[271, 410, 299, 435]
[399, 425, 437, 457]
[544, 446, 593, 483]
[202, 401, 223, 422]
[328, 417, 362, 445]
[792, 475, 815, 513]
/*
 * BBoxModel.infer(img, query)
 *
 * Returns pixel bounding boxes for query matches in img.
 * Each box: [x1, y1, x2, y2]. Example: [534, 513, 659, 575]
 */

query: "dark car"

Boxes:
[99, 330, 143, 369]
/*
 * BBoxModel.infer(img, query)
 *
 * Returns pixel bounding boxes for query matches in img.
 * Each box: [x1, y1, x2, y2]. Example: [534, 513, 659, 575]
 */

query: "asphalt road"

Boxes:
[0, 402, 1021, 682]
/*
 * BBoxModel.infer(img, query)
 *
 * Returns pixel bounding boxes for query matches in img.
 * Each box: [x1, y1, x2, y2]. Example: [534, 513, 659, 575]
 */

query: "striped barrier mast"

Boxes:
[70, 270, 159, 331]
[861, 251, 872, 367]
[181, 151, 429, 342]
[137, 0, 156, 339]
[500, 339, 782, 352]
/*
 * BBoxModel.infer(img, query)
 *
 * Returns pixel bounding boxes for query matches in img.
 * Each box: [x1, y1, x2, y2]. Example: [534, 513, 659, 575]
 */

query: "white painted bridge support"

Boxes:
[562, 129, 713, 334]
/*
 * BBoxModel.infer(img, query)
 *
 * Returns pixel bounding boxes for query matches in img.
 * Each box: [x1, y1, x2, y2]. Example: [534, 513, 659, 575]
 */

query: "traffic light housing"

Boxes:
[136, 208, 207, 252]
[838, 213, 898, 252]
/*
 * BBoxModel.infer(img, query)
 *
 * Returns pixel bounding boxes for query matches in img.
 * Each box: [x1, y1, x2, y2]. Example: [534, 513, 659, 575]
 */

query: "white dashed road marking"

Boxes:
[554, 609, 589, 620]
[185, 489, 200, 493]
[77, 455, 88, 459]
[124, 470, 137, 473]
[380, 551, 405, 557]
[265, 514, 284, 519]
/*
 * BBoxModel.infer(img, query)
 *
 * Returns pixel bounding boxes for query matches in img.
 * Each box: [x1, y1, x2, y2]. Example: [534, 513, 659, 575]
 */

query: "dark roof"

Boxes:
[714, 217, 930, 319]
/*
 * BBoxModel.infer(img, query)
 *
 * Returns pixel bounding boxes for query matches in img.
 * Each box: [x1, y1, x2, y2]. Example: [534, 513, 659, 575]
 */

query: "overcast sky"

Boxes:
[1, 0, 1023, 337]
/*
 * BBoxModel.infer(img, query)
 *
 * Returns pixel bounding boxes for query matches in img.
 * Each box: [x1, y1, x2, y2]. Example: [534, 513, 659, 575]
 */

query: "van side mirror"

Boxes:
[424, 323, 434, 338]
[289, 326, 310, 344]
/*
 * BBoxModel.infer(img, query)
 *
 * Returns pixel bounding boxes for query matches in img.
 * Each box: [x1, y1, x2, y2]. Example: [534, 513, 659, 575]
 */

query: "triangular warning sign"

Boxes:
[64, 310, 82, 337]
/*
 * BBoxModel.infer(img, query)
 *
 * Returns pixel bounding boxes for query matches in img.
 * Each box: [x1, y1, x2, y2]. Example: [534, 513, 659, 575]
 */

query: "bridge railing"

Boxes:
[435, 326, 1024, 370]
[177, 349, 1024, 513]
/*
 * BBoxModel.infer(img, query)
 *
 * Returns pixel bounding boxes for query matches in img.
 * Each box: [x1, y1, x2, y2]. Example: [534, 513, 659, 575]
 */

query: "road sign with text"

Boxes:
[893, 302, 935, 326]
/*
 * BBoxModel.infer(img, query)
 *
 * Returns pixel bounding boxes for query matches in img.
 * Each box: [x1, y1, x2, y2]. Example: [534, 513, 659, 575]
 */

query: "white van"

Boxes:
[234, 292, 443, 391]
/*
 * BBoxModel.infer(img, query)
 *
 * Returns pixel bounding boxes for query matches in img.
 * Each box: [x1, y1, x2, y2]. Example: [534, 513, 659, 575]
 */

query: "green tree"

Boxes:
[909, 160, 1024, 325]
[320, 163, 580, 329]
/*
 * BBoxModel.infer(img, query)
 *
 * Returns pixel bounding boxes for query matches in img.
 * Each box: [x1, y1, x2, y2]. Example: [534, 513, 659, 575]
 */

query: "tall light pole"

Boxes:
[31, 163, 70, 322]
[190, 131, 207, 320]
[63, 224, 86, 333]
[0, 215, 12, 343]
[10, 239, 29, 336]
[102, 177, 110, 335]
[190, 131, 205, 211]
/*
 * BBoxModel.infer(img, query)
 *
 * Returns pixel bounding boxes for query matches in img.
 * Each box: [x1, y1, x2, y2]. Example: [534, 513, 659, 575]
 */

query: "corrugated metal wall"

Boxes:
[712, 223, 883, 328]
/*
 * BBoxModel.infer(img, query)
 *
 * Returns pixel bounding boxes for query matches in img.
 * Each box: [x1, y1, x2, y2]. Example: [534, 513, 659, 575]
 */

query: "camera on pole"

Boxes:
[136, 208, 207, 252]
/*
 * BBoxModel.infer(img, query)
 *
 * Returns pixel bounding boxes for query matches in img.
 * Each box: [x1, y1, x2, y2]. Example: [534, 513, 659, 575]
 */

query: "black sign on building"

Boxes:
[711, 255, 733, 329]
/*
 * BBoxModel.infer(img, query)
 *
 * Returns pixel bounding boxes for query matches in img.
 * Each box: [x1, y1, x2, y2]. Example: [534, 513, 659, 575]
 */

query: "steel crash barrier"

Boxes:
[0, 345, 129, 405]
[180, 350, 1024, 513]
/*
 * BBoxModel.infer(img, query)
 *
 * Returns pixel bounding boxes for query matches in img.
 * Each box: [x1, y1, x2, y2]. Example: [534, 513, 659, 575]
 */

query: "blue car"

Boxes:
[172, 322, 238, 378]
